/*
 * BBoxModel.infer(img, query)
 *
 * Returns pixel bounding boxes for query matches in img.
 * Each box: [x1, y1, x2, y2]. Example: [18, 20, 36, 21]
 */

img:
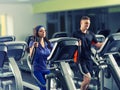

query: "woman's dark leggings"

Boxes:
[34, 70, 50, 90]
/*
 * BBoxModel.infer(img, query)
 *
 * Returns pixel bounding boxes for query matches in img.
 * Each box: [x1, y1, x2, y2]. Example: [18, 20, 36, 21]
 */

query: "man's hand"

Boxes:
[78, 40, 82, 46]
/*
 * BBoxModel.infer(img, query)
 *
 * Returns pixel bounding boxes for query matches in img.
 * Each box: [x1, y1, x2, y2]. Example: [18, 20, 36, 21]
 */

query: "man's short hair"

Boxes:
[80, 16, 90, 21]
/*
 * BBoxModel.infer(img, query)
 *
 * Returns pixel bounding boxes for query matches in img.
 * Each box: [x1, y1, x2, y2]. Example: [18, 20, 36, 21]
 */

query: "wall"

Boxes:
[0, 4, 46, 41]
[33, 0, 120, 13]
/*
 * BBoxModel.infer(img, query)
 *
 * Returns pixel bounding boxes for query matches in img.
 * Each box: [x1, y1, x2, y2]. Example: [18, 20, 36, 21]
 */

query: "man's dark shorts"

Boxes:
[80, 60, 93, 76]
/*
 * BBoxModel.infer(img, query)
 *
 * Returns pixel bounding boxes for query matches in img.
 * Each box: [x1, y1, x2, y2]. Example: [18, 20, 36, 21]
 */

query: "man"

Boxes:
[72, 16, 102, 90]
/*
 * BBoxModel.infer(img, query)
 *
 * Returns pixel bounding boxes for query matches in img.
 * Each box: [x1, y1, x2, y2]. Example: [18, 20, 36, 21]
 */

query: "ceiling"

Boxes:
[0, 0, 47, 4]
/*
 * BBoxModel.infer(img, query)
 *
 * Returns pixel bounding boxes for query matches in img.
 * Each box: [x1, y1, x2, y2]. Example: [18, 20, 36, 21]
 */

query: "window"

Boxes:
[0, 15, 13, 36]
[0, 15, 6, 36]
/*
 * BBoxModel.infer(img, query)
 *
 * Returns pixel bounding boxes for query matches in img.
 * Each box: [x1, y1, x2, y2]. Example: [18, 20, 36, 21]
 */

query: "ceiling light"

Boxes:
[18, 0, 30, 2]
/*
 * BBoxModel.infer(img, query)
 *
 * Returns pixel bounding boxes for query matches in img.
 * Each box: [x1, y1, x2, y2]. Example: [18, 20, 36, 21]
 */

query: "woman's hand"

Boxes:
[34, 42, 39, 47]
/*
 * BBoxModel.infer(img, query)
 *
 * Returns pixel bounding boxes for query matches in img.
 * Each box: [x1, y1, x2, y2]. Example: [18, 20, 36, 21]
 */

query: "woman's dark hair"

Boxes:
[44, 37, 52, 50]
[35, 25, 44, 37]
[35, 25, 52, 50]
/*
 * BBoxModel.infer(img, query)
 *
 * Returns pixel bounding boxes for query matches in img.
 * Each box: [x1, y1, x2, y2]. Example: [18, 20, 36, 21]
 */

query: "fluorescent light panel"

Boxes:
[18, 0, 30, 2]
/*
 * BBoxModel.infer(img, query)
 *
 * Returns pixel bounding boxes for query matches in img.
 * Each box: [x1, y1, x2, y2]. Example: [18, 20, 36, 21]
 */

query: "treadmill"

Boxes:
[96, 33, 120, 90]
[48, 37, 99, 90]
[0, 41, 27, 90]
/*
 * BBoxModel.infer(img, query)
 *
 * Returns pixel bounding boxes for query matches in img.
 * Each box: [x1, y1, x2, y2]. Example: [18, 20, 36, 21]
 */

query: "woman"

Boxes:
[29, 25, 53, 90]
